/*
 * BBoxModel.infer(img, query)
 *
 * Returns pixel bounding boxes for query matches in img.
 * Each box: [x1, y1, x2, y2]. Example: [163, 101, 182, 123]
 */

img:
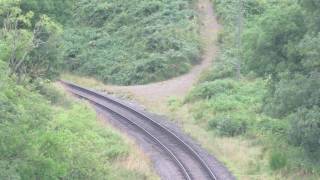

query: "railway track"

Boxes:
[61, 80, 218, 180]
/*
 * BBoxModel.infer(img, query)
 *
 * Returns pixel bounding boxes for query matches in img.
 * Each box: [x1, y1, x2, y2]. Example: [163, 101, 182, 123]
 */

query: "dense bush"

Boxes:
[242, 2, 306, 78]
[209, 115, 247, 136]
[62, 0, 200, 85]
[264, 73, 320, 118]
[186, 79, 238, 102]
[289, 107, 320, 159]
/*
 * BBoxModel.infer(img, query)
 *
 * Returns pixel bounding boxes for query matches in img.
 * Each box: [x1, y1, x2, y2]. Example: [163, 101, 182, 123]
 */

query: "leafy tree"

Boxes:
[0, 1, 62, 82]
[264, 73, 320, 118]
[289, 107, 320, 159]
[242, 2, 306, 79]
[299, 0, 320, 32]
[241, 0, 320, 160]
[20, 0, 73, 24]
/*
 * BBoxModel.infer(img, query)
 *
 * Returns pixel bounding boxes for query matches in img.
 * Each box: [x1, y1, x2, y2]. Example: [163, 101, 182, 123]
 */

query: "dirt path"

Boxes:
[105, 0, 220, 106]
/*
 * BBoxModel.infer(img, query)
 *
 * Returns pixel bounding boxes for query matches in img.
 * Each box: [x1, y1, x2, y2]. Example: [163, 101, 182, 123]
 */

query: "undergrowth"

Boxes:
[181, 0, 320, 178]
[62, 0, 201, 85]
[184, 57, 320, 178]
[0, 64, 153, 179]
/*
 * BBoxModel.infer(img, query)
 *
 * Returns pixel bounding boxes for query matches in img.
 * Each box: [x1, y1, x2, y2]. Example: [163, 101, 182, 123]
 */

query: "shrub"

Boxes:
[186, 79, 238, 102]
[209, 115, 247, 136]
[264, 73, 320, 118]
[289, 107, 320, 159]
[269, 151, 287, 171]
[200, 53, 235, 82]
[168, 96, 182, 111]
[209, 95, 241, 112]
[255, 116, 287, 135]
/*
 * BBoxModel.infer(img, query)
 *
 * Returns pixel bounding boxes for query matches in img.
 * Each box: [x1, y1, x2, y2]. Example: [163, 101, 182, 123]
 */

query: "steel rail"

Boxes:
[61, 80, 217, 180]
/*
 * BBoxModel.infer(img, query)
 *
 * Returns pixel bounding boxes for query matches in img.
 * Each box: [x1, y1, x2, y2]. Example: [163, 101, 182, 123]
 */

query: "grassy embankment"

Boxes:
[0, 65, 158, 179]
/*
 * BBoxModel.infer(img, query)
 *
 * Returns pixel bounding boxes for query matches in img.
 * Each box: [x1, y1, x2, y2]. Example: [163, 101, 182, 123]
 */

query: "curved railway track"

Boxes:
[61, 80, 218, 180]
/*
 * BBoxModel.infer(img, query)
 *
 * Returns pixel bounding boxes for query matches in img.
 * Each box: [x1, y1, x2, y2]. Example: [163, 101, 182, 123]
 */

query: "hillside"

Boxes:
[62, 0, 201, 85]
[1, 0, 319, 179]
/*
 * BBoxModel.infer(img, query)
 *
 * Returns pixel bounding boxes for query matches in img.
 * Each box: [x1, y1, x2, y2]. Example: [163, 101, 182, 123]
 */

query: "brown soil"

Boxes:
[104, 0, 220, 106]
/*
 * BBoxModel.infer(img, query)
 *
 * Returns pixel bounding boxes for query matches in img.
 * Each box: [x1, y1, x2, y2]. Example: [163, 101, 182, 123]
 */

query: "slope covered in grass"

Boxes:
[62, 0, 200, 85]
[0, 62, 155, 179]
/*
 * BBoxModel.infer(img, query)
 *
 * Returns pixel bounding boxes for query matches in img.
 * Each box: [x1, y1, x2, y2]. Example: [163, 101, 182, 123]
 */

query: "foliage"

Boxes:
[0, 1, 63, 81]
[269, 151, 287, 171]
[241, 0, 320, 161]
[35, 80, 70, 106]
[186, 79, 238, 102]
[209, 115, 247, 136]
[0, 64, 145, 179]
[186, 77, 266, 136]
[289, 107, 320, 159]
[199, 55, 235, 82]
[185, 0, 320, 174]
[264, 73, 320, 118]
[0, 1, 161, 178]
[242, 2, 306, 78]
[19, 0, 73, 24]
[62, 0, 200, 85]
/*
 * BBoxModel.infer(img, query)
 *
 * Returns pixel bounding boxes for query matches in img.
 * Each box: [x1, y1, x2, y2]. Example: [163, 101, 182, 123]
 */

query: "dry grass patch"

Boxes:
[97, 115, 160, 180]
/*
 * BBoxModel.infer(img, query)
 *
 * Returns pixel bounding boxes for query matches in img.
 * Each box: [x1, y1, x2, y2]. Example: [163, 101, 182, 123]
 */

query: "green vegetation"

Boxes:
[182, 0, 319, 178]
[2, 0, 200, 85]
[0, 63, 150, 179]
[0, 0, 63, 81]
[62, 0, 200, 85]
[0, 1, 157, 179]
[1, 0, 320, 178]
